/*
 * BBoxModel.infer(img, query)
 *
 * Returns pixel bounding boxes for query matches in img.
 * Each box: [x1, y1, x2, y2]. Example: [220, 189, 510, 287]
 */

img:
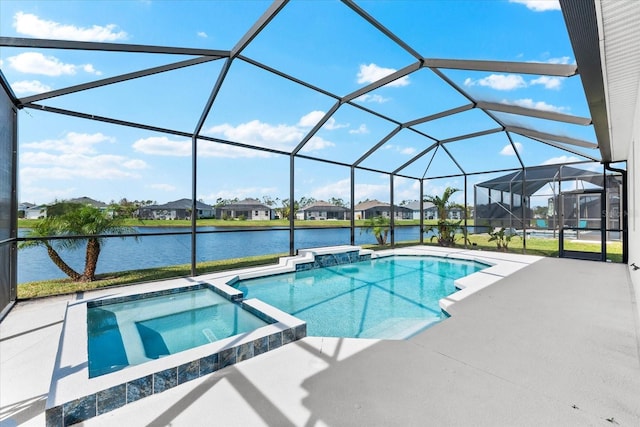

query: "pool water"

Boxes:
[87, 286, 270, 377]
[235, 255, 486, 339]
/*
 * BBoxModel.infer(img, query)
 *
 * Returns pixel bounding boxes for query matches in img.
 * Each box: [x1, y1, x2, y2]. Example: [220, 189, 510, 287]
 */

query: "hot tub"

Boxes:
[46, 282, 306, 426]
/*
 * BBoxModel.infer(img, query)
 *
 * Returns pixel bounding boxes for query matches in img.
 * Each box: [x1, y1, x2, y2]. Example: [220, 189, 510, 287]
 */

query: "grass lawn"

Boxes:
[17, 253, 285, 299]
[18, 218, 439, 229]
[16, 231, 623, 299]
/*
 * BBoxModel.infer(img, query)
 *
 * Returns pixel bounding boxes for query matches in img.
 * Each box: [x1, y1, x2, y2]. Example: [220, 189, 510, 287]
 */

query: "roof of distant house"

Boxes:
[353, 200, 411, 211]
[298, 201, 348, 212]
[144, 198, 213, 210]
[68, 196, 107, 208]
[219, 198, 272, 210]
[403, 201, 436, 211]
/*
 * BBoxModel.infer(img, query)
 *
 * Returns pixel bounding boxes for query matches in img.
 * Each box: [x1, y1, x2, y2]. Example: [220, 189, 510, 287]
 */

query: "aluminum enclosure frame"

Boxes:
[0, 0, 625, 290]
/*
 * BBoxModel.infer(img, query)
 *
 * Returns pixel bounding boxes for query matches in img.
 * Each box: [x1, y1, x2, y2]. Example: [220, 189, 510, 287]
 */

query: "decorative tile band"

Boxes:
[46, 325, 305, 426]
[87, 283, 208, 308]
[295, 250, 371, 272]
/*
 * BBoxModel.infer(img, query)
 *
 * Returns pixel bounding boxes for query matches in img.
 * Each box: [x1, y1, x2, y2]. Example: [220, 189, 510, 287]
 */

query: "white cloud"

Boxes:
[20, 153, 145, 183]
[135, 113, 340, 159]
[309, 178, 391, 202]
[349, 124, 369, 135]
[202, 112, 339, 155]
[464, 74, 527, 91]
[310, 178, 351, 201]
[298, 111, 325, 127]
[11, 80, 52, 95]
[530, 75, 562, 90]
[355, 94, 390, 103]
[133, 136, 191, 157]
[309, 176, 420, 204]
[82, 64, 102, 76]
[123, 159, 147, 169]
[298, 111, 348, 130]
[13, 11, 127, 41]
[301, 136, 335, 152]
[22, 132, 114, 154]
[509, 0, 560, 12]
[384, 144, 416, 155]
[507, 98, 567, 113]
[19, 185, 75, 204]
[357, 63, 410, 88]
[323, 117, 349, 130]
[9, 52, 75, 76]
[199, 140, 275, 158]
[133, 135, 277, 159]
[355, 182, 393, 202]
[197, 31, 208, 38]
[500, 142, 523, 156]
[8, 52, 101, 76]
[148, 183, 176, 192]
[207, 120, 302, 149]
[20, 131, 147, 186]
[542, 155, 582, 165]
[545, 56, 571, 64]
[202, 186, 278, 202]
[465, 74, 563, 91]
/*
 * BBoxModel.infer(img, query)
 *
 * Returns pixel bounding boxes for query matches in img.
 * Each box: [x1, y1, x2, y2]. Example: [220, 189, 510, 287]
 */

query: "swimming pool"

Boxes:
[234, 255, 488, 339]
[49, 246, 523, 426]
[87, 285, 271, 377]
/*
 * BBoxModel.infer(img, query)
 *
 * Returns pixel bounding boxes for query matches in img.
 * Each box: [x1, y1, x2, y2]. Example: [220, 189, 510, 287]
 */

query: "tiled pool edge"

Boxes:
[45, 283, 306, 427]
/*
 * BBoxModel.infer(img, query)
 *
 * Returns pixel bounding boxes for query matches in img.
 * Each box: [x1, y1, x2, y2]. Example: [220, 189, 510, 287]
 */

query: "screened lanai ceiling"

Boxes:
[0, 0, 612, 204]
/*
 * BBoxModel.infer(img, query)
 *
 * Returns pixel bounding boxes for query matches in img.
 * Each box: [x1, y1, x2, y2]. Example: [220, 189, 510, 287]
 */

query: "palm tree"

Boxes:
[19, 204, 135, 282]
[361, 215, 390, 245]
[424, 187, 463, 247]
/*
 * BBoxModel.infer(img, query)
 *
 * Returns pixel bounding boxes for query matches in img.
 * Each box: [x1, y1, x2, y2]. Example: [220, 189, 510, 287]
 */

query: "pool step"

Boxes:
[202, 328, 218, 343]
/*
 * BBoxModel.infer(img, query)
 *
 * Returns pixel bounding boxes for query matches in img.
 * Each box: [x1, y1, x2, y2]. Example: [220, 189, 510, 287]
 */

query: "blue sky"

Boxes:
[0, 0, 599, 208]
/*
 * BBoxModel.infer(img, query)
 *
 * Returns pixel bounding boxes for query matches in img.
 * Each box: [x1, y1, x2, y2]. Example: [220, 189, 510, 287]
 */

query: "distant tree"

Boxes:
[533, 205, 548, 218]
[46, 201, 81, 217]
[278, 198, 297, 220]
[108, 198, 155, 218]
[361, 215, 390, 245]
[262, 196, 279, 207]
[19, 204, 135, 282]
[298, 196, 316, 208]
[329, 197, 346, 207]
[215, 197, 239, 207]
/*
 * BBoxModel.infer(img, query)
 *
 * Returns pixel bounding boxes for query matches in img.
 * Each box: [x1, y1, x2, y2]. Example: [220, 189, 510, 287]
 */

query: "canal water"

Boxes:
[18, 226, 426, 283]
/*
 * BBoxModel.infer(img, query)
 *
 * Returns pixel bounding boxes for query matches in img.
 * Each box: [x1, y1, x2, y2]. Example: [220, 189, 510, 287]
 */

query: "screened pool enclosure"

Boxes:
[0, 0, 629, 315]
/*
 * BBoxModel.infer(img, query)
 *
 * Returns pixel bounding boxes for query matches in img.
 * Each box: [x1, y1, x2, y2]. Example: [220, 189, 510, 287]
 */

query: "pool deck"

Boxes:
[2, 246, 640, 426]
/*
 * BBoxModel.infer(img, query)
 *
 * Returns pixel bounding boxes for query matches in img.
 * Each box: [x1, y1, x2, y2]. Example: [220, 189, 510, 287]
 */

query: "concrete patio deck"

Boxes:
[2, 253, 639, 426]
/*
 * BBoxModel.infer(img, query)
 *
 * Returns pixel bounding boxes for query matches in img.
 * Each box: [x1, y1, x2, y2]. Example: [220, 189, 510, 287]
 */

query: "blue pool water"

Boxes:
[235, 255, 487, 339]
[87, 286, 270, 377]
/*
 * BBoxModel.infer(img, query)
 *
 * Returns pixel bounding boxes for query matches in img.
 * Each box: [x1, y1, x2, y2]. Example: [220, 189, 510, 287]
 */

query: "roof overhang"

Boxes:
[560, 0, 640, 163]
